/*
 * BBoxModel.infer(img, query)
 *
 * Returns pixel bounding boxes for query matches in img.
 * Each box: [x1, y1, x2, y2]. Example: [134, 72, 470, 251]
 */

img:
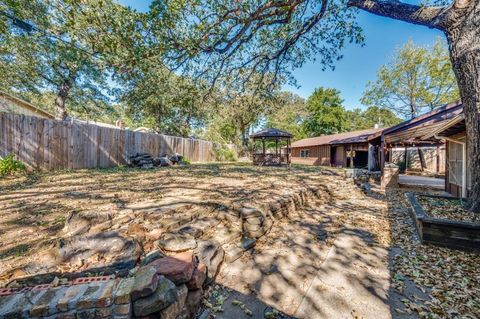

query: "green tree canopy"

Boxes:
[346, 106, 402, 130]
[264, 92, 307, 140]
[361, 39, 459, 119]
[0, 0, 145, 120]
[303, 87, 347, 136]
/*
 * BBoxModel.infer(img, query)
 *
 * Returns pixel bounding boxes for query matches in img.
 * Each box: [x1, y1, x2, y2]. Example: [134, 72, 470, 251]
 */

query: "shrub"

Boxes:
[214, 144, 238, 162]
[0, 154, 26, 176]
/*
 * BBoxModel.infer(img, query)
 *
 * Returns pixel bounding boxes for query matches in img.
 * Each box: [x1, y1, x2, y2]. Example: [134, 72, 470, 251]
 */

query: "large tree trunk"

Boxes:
[444, 3, 480, 212]
[55, 78, 73, 120]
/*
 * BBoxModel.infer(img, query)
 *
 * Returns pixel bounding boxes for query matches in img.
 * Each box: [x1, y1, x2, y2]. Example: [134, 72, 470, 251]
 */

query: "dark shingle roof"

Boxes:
[250, 128, 293, 138]
[290, 128, 383, 148]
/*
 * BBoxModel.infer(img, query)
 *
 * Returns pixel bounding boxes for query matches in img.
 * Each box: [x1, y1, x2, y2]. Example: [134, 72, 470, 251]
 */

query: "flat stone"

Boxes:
[55, 232, 142, 269]
[195, 240, 224, 281]
[113, 302, 132, 316]
[157, 233, 197, 252]
[207, 247, 225, 282]
[96, 280, 116, 308]
[147, 252, 195, 285]
[224, 244, 243, 263]
[212, 226, 241, 245]
[62, 210, 112, 236]
[241, 237, 256, 250]
[133, 276, 178, 317]
[0, 291, 43, 318]
[186, 289, 204, 316]
[95, 306, 113, 318]
[159, 284, 188, 319]
[131, 266, 158, 301]
[113, 277, 135, 305]
[76, 282, 104, 309]
[176, 225, 203, 238]
[57, 284, 89, 312]
[140, 250, 165, 267]
[160, 214, 193, 231]
[187, 263, 207, 290]
[189, 217, 221, 231]
[30, 286, 66, 316]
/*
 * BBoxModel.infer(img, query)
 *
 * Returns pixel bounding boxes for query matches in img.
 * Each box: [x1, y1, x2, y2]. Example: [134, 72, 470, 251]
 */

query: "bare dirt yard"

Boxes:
[0, 163, 333, 282]
[0, 163, 478, 318]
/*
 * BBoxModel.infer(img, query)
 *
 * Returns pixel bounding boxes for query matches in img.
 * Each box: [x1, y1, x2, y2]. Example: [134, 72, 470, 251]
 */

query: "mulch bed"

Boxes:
[417, 196, 480, 224]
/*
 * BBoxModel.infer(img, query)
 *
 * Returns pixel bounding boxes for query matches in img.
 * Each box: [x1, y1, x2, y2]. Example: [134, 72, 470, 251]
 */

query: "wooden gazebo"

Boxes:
[250, 128, 292, 166]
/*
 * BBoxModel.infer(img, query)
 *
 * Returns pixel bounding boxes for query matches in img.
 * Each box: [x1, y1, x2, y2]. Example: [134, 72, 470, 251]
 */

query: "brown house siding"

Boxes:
[291, 145, 331, 166]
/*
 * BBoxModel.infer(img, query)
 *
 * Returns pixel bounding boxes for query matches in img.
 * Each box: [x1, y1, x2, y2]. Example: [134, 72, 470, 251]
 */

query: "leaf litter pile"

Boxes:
[418, 196, 480, 224]
[387, 189, 480, 318]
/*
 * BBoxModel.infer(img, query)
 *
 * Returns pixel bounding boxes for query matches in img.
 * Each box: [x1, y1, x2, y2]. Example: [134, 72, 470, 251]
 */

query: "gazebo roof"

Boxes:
[250, 128, 293, 139]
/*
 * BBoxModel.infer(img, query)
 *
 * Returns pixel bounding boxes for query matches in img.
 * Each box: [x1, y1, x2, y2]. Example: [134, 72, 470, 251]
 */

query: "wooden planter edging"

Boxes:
[405, 192, 480, 251]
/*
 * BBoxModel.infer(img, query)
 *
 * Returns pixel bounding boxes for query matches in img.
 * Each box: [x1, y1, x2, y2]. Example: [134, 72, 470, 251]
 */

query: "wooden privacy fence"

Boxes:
[0, 113, 215, 170]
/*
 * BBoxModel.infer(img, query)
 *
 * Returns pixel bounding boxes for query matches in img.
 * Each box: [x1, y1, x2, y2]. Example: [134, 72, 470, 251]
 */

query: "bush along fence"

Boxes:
[0, 113, 216, 170]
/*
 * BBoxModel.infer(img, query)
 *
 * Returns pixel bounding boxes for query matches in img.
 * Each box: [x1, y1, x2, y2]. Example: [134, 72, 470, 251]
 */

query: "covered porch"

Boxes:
[380, 102, 463, 193]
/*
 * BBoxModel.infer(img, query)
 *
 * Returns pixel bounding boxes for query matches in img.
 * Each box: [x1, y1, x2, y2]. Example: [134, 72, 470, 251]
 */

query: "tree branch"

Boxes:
[348, 0, 448, 30]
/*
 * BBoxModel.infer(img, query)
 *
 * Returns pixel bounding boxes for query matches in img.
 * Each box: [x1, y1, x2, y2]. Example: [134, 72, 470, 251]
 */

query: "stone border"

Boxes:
[405, 192, 480, 251]
[0, 184, 332, 318]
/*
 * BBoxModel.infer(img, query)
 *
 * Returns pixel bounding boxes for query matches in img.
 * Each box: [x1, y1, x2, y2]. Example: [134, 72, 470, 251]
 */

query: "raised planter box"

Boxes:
[405, 192, 480, 251]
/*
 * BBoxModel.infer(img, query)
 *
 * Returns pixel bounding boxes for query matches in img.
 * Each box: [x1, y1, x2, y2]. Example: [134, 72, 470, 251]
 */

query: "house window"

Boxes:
[300, 149, 310, 158]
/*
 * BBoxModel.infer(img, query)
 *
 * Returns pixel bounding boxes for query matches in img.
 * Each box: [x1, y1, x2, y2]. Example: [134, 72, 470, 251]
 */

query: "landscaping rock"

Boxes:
[131, 266, 158, 301]
[159, 157, 173, 167]
[147, 252, 195, 285]
[113, 277, 135, 305]
[62, 210, 112, 236]
[140, 250, 165, 267]
[186, 288, 204, 316]
[212, 226, 241, 245]
[159, 284, 188, 319]
[133, 276, 178, 317]
[55, 232, 141, 269]
[239, 207, 264, 219]
[224, 244, 244, 263]
[187, 263, 207, 290]
[241, 237, 256, 250]
[176, 224, 203, 238]
[157, 233, 197, 252]
[195, 240, 224, 282]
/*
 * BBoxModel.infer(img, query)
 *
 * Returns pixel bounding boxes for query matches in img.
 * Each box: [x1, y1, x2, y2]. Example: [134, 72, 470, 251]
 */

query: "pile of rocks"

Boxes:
[0, 252, 207, 319]
[127, 153, 185, 169]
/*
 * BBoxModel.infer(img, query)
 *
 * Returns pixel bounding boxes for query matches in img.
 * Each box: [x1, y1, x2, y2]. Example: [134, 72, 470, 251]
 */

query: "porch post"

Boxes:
[350, 144, 354, 168]
[368, 143, 374, 171]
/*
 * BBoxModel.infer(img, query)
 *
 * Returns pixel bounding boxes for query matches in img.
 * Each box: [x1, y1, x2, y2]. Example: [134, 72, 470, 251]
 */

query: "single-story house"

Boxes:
[0, 90, 54, 119]
[290, 128, 384, 170]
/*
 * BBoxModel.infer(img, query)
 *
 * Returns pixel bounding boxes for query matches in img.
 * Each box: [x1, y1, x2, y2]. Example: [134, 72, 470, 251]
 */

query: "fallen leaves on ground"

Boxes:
[418, 196, 480, 224]
[387, 189, 480, 318]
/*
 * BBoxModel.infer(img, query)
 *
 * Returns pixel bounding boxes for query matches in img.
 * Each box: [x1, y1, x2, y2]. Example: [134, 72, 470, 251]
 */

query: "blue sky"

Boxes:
[118, 0, 444, 110]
